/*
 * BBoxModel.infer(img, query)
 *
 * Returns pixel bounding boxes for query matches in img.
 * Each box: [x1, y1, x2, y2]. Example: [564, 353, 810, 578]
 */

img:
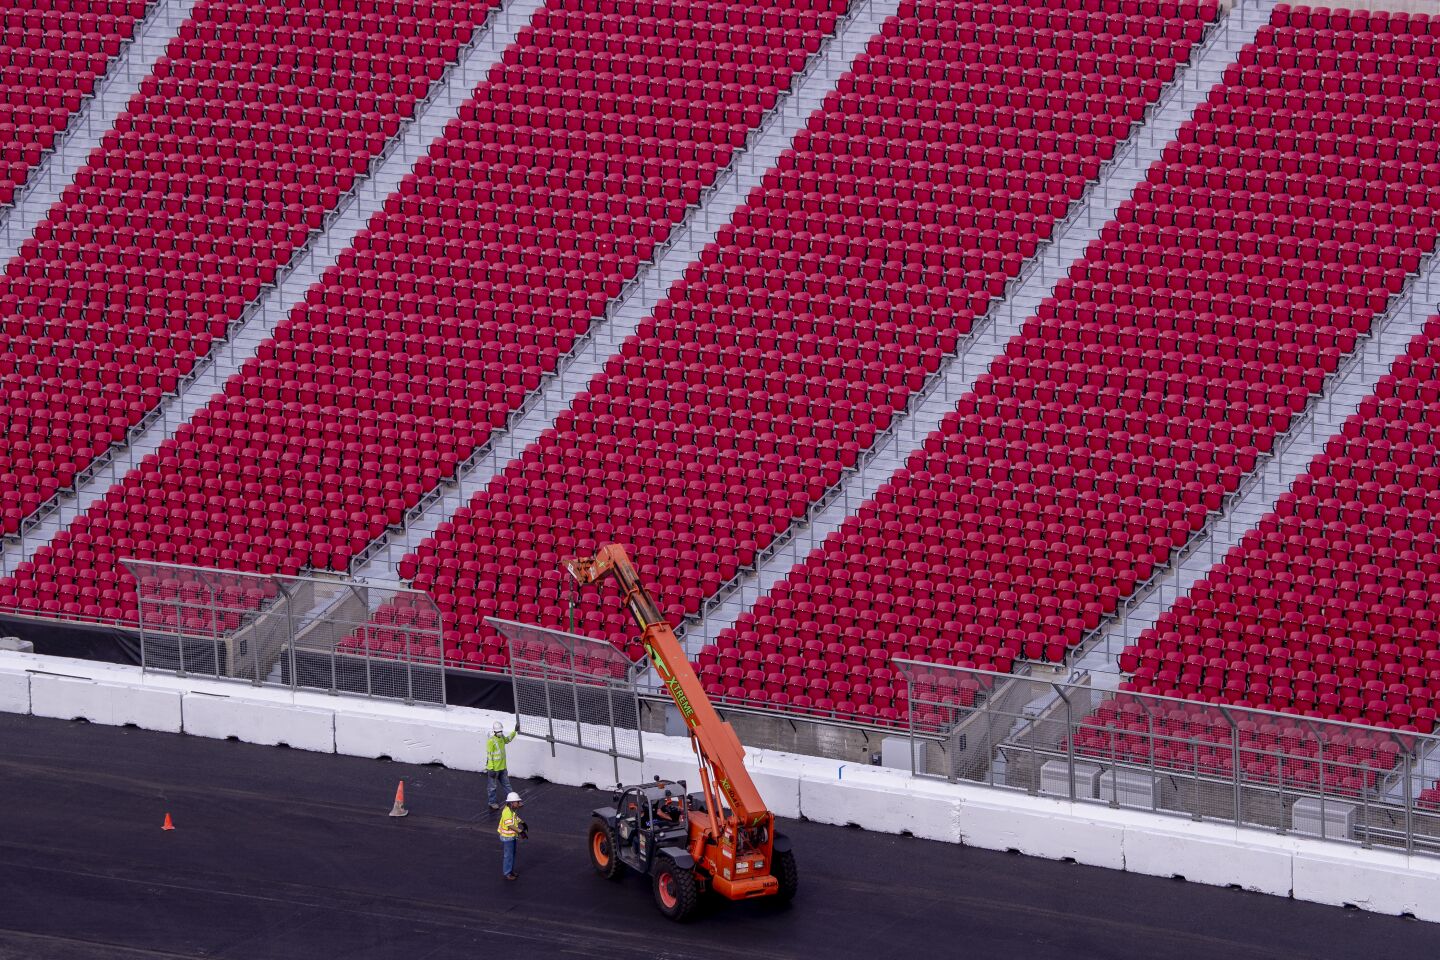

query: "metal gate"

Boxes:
[488, 617, 643, 782]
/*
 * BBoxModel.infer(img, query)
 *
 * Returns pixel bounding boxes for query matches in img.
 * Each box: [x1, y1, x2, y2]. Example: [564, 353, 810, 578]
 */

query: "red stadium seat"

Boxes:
[707, 4, 1440, 721]
[0, 0, 149, 206]
[0, 0, 849, 635]
[0, 0, 498, 547]
[394, 0, 1221, 676]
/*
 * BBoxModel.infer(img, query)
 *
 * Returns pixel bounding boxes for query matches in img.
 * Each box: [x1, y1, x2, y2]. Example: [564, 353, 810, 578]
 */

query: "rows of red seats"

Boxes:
[0, 0, 149, 205]
[0, 0, 847, 624]
[700, 7, 1440, 721]
[0, 0, 495, 537]
[1119, 316, 1440, 736]
[395, 0, 1221, 671]
[333, 593, 444, 663]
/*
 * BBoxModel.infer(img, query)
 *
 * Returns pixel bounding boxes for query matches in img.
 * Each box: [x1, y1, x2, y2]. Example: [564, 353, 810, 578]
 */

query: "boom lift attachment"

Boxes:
[564, 544, 797, 920]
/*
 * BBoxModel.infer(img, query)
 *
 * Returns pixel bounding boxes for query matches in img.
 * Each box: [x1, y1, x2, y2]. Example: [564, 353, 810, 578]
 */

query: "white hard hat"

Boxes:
[506, 792, 522, 803]
[493, 722, 504, 734]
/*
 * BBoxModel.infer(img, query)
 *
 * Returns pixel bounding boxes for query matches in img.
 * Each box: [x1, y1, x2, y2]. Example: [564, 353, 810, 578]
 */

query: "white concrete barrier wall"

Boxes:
[1121, 819, 1295, 897]
[0, 663, 29, 714]
[183, 692, 335, 752]
[30, 672, 183, 733]
[333, 707, 485, 769]
[1, 650, 1437, 922]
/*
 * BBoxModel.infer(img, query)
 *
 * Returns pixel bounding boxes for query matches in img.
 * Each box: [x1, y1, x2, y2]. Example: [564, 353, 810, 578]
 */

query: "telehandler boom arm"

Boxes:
[563, 544, 770, 830]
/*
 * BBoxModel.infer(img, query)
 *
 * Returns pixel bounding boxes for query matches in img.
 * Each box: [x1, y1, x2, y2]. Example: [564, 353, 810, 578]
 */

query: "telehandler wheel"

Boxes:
[587, 819, 626, 881]
[774, 849, 799, 903]
[652, 855, 700, 921]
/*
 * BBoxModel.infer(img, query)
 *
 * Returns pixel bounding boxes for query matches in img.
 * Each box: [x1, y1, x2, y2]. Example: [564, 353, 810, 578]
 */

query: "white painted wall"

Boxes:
[1, 650, 1437, 922]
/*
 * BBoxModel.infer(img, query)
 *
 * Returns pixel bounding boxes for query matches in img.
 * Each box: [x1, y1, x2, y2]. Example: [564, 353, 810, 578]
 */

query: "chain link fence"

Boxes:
[488, 617, 643, 782]
[124, 561, 444, 705]
[894, 659, 1440, 857]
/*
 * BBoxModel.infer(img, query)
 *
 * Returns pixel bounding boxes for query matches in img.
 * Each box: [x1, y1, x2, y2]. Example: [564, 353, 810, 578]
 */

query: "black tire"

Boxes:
[651, 855, 700, 921]
[587, 819, 625, 881]
[774, 848, 799, 904]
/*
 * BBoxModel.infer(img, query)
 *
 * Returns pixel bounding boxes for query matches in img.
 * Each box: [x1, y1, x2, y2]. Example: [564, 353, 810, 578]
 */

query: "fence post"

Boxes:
[1316, 734, 1327, 840]
[363, 617, 374, 700]
[1403, 749, 1415, 856]
[207, 581, 224, 680]
[404, 621, 415, 706]
[607, 678, 620, 786]
[984, 686, 995, 788]
[1275, 745, 1286, 834]
[541, 653, 558, 757]
[569, 639, 584, 752]
[1055, 682, 1075, 802]
[907, 678, 918, 778]
[1191, 726, 1202, 820]
[1230, 714, 1242, 827]
[281, 583, 303, 694]
[1359, 762, 1371, 848]
[135, 568, 148, 673]
[249, 582, 263, 684]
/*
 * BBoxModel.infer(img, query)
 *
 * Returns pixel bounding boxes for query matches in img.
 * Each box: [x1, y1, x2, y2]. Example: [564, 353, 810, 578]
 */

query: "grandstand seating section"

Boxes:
[700, 6, 1440, 721]
[0, 0, 847, 624]
[1117, 313, 1440, 737]
[394, 0, 1221, 669]
[0, 0, 496, 540]
[4, 0, 1440, 780]
[0, 0, 149, 206]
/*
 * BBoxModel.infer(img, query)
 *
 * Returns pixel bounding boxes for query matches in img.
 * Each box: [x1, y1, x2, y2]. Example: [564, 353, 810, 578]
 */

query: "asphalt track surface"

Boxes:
[0, 713, 1432, 960]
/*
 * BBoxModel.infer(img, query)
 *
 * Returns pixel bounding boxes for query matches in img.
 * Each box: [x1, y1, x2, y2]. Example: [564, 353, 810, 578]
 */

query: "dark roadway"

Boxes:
[0, 713, 1429, 960]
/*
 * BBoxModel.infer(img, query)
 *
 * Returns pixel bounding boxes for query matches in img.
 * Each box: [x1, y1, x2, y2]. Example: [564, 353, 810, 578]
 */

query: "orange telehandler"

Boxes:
[564, 544, 797, 921]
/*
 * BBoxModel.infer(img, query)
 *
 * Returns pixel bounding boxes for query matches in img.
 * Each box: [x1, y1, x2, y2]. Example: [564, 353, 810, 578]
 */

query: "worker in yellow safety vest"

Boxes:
[498, 791, 526, 881]
[486, 721, 517, 811]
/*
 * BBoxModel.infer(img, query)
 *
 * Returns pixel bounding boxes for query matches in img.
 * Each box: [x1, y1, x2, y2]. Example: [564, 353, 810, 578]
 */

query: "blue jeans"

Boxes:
[487, 769, 513, 807]
[501, 837, 517, 877]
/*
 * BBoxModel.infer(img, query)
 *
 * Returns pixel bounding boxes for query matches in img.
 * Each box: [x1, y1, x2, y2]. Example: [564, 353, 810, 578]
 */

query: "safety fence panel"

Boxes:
[127, 562, 283, 681]
[489, 617, 643, 774]
[283, 576, 445, 705]
[124, 561, 445, 705]
[895, 659, 1440, 858]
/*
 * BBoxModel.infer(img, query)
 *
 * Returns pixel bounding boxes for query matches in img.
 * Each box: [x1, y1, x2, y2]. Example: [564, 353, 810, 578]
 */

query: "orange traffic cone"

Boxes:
[161, 813, 175, 831]
[388, 780, 408, 818]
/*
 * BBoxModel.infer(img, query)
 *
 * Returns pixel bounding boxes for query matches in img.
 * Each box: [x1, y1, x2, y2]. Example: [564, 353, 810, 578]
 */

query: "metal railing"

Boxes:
[894, 659, 1440, 857]
[124, 560, 445, 705]
[489, 616, 643, 783]
[0, 0, 178, 233]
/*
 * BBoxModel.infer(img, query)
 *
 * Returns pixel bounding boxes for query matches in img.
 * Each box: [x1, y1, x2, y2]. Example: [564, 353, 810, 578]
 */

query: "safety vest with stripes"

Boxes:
[498, 805, 522, 839]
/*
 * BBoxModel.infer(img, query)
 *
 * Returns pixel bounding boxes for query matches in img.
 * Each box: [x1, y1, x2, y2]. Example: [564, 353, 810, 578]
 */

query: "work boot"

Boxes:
[489, 803, 500, 811]
[505, 873, 518, 881]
